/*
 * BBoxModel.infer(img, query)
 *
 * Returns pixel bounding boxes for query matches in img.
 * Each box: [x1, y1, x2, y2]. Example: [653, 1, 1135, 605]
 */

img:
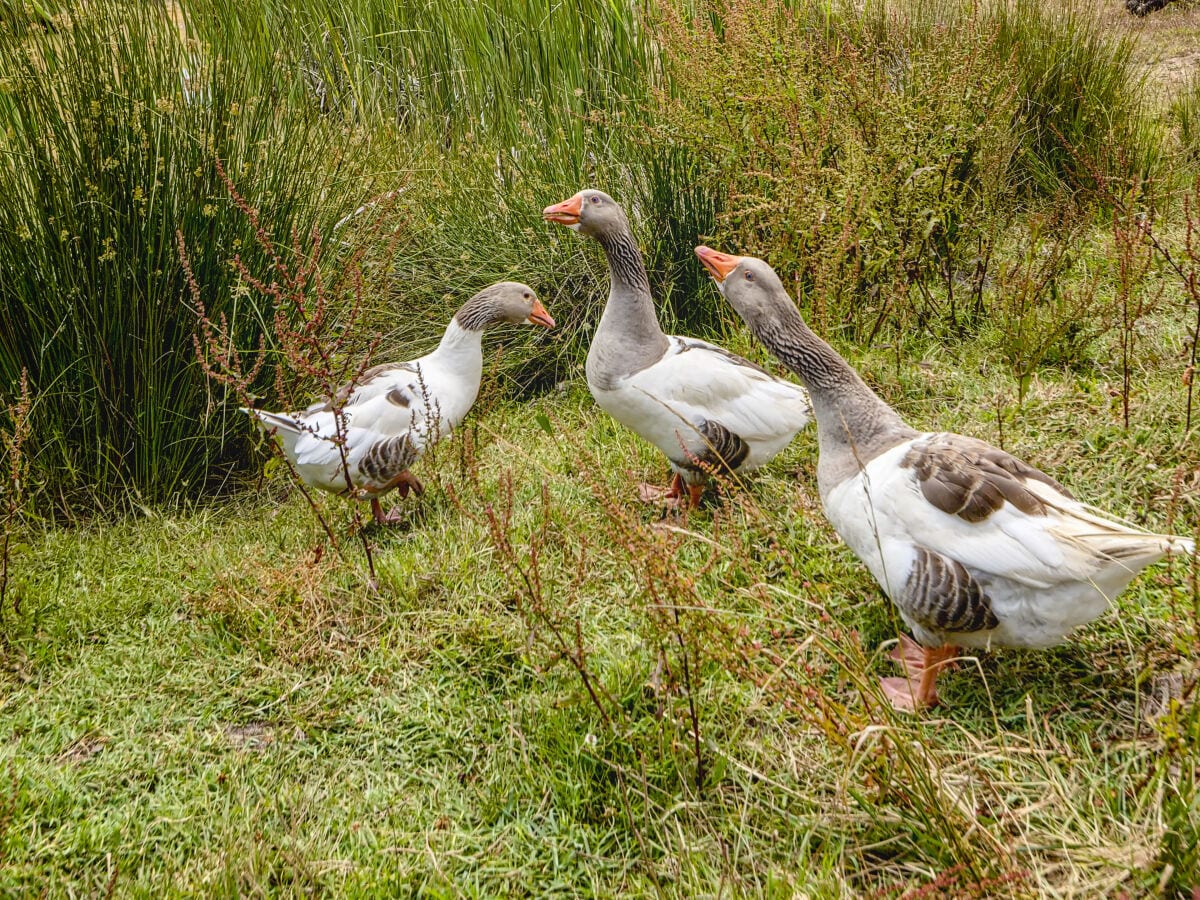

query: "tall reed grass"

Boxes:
[0, 0, 661, 509]
[987, 0, 1161, 196]
[181, 0, 654, 151]
[0, 0, 1188, 508]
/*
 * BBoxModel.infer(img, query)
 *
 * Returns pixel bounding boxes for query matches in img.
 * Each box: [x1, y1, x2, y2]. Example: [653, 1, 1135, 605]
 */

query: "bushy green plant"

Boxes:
[653, 1, 1019, 339]
[1171, 75, 1200, 165]
[861, 0, 1162, 197]
[651, 0, 1169, 342]
[981, 208, 1110, 400]
[0, 0, 1178, 513]
[987, 0, 1161, 197]
[0, 2, 393, 511]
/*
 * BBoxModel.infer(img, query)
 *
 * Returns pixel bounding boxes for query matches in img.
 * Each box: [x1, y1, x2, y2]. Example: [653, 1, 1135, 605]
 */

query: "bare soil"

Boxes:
[1099, 0, 1200, 97]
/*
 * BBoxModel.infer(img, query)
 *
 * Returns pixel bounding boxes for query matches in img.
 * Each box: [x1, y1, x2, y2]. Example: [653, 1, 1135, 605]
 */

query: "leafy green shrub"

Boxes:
[651, 0, 1165, 341]
[987, 0, 1161, 196]
[981, 208, 1109, 399]
[0, 2, 392, 510]
[0, 0, 1170, 511]
[653, 1, 1019, 339]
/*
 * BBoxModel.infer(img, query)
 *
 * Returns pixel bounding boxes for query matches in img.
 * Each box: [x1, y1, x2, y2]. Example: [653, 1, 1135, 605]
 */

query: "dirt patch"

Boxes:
[223, 722, 275, 750]
[57, 734, 107, 765]
[1095, 0, 1200, 97]
[223, 721, 306, 750]
[1147, 47, 1200, 94]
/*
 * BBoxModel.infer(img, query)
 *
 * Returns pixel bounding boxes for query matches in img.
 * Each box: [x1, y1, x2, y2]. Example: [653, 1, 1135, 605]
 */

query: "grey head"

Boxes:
[542, 189, 632, 240]
[694, 246, 794, 334]
[454, 281, 556, 332]
[695, 244, 917, 473]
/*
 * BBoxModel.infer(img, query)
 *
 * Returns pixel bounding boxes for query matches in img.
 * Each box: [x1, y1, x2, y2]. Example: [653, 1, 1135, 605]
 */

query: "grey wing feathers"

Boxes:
[901, 546, 999, 637]
[688, 419, 751, 475]
[902, 434, 1072, 523]
[359, 433, 419, 486]
[243, 408, 302, 434]
[312, 362, 420, 412]
[675, 338, 775, 378]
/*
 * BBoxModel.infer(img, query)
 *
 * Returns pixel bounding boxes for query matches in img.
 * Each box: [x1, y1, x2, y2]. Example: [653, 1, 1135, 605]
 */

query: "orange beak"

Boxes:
[528, 299, 556, 329]
[543, 193, 583, 226]
[695, 246, 742, 283]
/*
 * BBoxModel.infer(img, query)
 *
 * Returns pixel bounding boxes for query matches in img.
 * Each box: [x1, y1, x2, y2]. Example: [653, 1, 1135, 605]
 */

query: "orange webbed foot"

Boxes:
[638, 473, 686, 508]
[880, 637, 959, 712]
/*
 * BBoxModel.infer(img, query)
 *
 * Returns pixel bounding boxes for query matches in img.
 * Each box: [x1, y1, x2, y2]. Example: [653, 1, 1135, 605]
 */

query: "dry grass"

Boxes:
[1072, 0, 1200, 98]
[0, 322, 1196, 895]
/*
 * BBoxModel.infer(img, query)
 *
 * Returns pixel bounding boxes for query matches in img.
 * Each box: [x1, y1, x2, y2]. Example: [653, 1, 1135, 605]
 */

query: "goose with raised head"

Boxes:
[542, 190, 812, 509]
[244, 282, 555, 525]
[696, 245, 1195, 710]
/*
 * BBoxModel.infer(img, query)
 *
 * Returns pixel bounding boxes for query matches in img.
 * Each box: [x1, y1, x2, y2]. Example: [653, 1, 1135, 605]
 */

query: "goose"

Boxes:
[244, 282, 555, 525]
[695, 245, 1196, 710]
[542, 190, 812, 508]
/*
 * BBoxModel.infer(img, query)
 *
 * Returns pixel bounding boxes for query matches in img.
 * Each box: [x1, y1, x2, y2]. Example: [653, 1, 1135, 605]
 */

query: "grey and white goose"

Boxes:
[696, 245, 1195, 710]
[245, 282, 555, 524]
[543, 189, 812, 508]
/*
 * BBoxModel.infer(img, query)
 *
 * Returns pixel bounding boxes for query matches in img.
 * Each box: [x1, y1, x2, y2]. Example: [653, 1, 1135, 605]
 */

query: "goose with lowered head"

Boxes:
[542, 189, 812, 509]
[245, 282, 554, 525]
[696, 245, 1195, 710]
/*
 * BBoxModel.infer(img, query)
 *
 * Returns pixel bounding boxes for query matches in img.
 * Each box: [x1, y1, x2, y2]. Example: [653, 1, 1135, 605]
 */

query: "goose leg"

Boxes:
[638, 472, 686, 506]
[370, 497, 392, 525]
[880, 638, 959, 711]
[392, 470, 425, 498]
[887, 633, 930, 671]
[371, 471, 426, 525]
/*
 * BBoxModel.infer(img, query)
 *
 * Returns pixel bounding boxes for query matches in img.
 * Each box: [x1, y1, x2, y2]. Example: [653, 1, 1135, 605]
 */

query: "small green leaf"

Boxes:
[534, 413, 553, 435]
[263, 455, 283, 479]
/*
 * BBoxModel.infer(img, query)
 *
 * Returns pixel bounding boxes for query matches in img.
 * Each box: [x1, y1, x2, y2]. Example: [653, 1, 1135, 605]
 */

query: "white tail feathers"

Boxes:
[241, 407, 306, 461]
[1087, 531, 1194, 566]
[241, 407, 302, 435]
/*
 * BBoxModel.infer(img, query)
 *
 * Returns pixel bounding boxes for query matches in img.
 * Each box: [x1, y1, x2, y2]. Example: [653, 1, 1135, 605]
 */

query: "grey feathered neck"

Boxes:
[454, 286, 510, 332]
[586, 215, 669, 384]
[745, 298, 917, 486]
[596, 226, 654, 300]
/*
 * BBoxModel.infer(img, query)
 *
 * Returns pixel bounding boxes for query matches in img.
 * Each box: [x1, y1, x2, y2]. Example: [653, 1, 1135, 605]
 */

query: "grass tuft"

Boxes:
[1, 348, 1196, 893]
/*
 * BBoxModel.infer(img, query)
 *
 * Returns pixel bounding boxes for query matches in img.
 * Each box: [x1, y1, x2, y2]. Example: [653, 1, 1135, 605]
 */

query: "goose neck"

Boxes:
[750, 305, 915, 455]
[596, 226, 653, 298]
[591, 226, 667, 360]
[433, 319, 484, 361]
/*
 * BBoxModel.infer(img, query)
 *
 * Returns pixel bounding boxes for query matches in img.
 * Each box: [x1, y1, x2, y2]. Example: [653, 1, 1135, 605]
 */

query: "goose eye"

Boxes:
[523, 293, 532, 300]
[744, 271, 754, 282]
[589, 195, 600, 204]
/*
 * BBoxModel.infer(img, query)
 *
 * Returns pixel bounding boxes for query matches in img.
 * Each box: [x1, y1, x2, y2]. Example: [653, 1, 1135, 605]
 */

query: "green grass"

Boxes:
[0, 0, 400, 509]
[2, 327, 1196, 896]
[2, 0, 1200, 894]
